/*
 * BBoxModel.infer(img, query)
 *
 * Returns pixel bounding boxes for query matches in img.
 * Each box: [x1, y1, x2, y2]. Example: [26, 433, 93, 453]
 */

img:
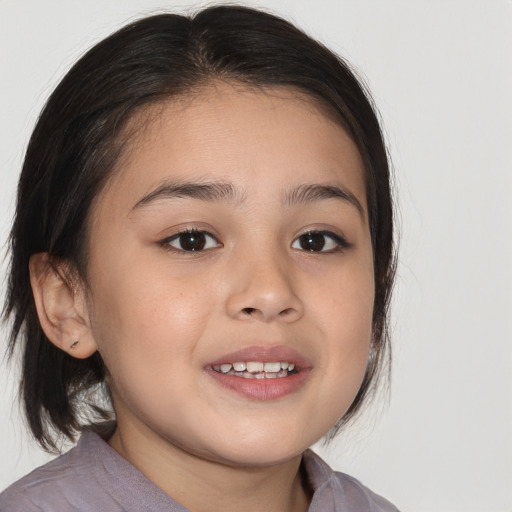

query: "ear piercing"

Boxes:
[70, 340, 79, 349]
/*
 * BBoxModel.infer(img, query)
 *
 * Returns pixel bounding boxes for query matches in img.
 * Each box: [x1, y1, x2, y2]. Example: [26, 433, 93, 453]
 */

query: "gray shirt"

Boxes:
[0, 431, 399, 511]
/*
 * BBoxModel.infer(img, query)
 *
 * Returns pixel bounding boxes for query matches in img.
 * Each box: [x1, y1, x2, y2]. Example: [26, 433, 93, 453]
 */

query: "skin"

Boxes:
[31, 82, 375, 512]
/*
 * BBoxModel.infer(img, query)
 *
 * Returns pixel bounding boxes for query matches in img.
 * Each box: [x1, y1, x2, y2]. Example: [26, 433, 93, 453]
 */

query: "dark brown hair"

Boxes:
[4, 5, 396, 451]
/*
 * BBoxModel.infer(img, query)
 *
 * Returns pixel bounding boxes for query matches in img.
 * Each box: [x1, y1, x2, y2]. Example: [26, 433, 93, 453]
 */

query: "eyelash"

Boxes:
[161, 229, 222, 253]
[291, 230, 350, 253]
[160, 229, 350, 254]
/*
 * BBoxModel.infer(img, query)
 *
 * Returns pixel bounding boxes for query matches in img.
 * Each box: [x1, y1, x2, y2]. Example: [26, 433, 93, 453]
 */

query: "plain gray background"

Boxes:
[1, 1, 511, 511]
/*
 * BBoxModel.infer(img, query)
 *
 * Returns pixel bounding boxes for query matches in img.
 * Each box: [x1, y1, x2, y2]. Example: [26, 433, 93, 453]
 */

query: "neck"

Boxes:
[108, 422, 312, 512]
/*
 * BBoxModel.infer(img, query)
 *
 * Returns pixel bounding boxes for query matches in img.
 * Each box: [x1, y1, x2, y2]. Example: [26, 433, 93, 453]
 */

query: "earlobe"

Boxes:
[29, 253, 98, 359]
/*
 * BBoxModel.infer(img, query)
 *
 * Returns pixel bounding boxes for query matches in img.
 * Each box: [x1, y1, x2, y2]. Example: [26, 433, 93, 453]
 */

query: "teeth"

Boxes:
[212, 360, 297, 378]
[220, 363, 232, 373]
[233, 362, 246, 372]
[246, 361, 264, 373]
[263, 362, 281, 372]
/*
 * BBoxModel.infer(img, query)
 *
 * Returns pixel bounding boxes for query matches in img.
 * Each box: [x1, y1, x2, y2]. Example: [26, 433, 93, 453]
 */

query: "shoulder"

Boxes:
[304, 450, 400, 512]
[0, 488, 44, 512]
[0, 445, 78, 511]
[0, 432, 104, 512]
[331, 471, 400, 512]
[0, 429, 183, 512]
[1, 430, 130, 511]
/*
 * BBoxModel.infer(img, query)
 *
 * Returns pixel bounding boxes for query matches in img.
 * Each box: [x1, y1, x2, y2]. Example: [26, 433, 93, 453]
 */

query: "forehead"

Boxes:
[97, 82, 367, 214]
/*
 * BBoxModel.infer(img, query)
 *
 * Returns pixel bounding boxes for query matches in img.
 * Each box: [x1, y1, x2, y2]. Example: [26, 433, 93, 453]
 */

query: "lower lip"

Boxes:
[204, 368, 311, 400]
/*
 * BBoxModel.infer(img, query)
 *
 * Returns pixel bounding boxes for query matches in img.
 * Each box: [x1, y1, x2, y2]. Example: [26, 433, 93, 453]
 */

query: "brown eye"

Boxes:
[291, 231, 347, 252]
[298, 232, 325, 251]
[166, 230, 220, 252]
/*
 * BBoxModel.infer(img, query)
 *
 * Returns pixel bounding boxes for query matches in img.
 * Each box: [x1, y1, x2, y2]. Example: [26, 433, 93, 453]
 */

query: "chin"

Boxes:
[197, 426, 318, 468]
[213, 446, 305, 468]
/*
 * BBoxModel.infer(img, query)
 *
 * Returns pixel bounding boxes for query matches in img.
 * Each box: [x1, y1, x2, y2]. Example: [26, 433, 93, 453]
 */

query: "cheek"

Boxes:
[87, 257, 218, 374]
[313, 258, 375, 392]
[87, 268, 215, 428]
[314, 254, 375, 337]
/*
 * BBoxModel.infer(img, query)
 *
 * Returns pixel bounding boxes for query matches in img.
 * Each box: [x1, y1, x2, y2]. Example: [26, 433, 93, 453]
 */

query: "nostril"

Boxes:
[242, 307, 256, 315]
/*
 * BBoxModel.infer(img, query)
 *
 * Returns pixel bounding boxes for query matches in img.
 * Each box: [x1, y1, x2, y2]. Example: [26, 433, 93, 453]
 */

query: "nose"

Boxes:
[225, 251, 304, 323]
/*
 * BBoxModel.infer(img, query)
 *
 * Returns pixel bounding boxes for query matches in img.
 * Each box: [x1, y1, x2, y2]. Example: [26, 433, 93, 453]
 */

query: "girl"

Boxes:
[1, 5, 398, 511]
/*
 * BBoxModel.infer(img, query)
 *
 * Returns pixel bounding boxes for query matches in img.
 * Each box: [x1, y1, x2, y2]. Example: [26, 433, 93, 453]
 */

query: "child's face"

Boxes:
[84, 82, 374, 466]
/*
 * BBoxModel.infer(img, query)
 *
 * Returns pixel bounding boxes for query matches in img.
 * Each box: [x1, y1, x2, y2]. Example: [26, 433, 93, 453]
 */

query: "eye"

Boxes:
[291, 231, 348, 252]
[163, 230, 221, 252]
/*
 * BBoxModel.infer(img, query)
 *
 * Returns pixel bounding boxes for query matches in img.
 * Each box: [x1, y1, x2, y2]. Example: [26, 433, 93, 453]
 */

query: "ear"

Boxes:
[29, 253, 98, 359]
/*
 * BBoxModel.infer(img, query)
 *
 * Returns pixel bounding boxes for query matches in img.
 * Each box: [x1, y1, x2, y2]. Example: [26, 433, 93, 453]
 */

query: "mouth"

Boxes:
[205, 346, 311, 400]
[211, 361, 298, 379]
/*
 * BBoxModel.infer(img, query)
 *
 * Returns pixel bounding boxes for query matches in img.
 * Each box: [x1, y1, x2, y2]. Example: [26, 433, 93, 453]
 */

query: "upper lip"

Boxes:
[206, 345, 312, 369]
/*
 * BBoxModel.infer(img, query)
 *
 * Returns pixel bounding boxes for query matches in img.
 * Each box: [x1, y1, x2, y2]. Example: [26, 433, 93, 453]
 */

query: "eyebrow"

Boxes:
[132, 178, 365, 220]
[132, 179, 245, 210]
[283, 183, 365, 220]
